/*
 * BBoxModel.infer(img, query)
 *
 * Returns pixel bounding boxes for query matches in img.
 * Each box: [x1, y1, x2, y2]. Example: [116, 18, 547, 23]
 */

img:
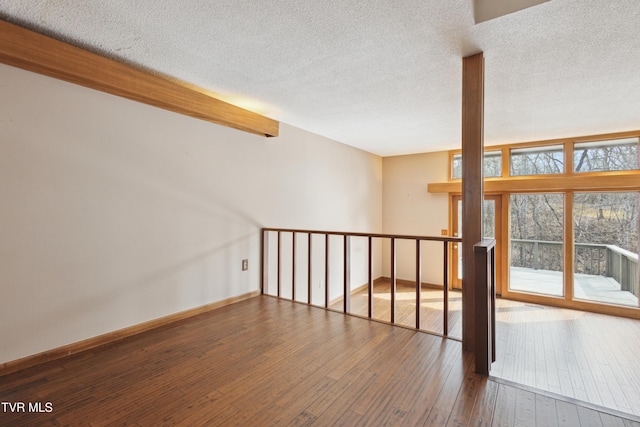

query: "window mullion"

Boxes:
[564, 141, 574, 175]
[564, 191, 574, 301]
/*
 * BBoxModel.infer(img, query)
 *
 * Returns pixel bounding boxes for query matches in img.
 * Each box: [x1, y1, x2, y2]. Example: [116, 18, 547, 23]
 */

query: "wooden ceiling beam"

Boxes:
[0, 20, 279, 137]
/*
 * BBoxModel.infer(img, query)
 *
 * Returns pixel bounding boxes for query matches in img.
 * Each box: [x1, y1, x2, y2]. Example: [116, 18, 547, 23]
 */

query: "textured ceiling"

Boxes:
[1, 1, 639, 156]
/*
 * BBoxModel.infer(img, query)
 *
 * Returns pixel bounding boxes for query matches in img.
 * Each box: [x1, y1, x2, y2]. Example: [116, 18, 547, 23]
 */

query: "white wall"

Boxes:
[0, 63, 382, 364]
[382, 151, 450, 284]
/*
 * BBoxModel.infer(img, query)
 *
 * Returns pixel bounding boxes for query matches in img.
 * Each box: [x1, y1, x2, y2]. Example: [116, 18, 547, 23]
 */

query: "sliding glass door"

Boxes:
[509, 193, 564, 297]
[451, 195, 502, 291]
[573, 192, 639, 307]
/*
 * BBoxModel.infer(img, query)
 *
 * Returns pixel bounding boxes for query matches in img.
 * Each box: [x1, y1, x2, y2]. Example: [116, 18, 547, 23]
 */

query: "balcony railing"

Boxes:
[260, 228, 461, 337]
[607, 245, 639, 297]
[511, 239, 639, 297]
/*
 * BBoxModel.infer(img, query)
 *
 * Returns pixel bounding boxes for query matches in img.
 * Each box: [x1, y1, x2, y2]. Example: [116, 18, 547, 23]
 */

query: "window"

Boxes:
[509, 193, 564, 297]
[452, 154, 461, 179]
[573, 192, 639, 306]
[510, 145, 563, 176]
[484, 151, 502, 178]
[442, 131, 640, 316]
[451, 151, 502, 179]
[573, 138, 639, 173]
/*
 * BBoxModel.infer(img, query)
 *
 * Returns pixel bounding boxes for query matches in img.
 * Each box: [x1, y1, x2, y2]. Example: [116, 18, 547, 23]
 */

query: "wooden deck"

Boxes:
[510, 267, 639, 306]
[1, 295, 639, 426]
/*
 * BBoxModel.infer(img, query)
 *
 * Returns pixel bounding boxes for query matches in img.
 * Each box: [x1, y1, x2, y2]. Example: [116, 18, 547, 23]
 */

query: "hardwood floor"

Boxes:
[1, 295, 639, 426]
[329, 281, 463, 339]
[491, 298, 640, 417]
[334, 279, 640, 418]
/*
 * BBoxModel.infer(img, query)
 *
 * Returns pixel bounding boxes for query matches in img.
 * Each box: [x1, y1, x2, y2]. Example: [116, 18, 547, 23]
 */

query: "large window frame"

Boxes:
[443, 132, 640, 189]
[430, 130, 640, 319]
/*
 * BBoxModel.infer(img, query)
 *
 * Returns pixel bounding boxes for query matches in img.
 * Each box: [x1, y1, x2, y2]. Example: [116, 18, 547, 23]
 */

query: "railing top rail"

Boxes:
[606, 245, 639, 261]
[511, 238, 565, 245]
[262, 227, 462, 243]
[511, 239, 638, 260]
[511, 239, 607, 248]
[474, 238, 496, 252]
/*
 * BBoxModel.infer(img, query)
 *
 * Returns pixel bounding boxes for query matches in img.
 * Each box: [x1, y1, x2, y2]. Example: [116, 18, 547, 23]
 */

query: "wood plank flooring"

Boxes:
[1, 295, 638, 426]
[336, 279, 640, 419]
[491, 298, 640, 418]
[329, 281, 463, 339]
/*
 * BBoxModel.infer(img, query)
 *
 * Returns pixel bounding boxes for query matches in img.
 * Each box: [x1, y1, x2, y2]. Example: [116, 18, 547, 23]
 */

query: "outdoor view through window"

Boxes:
[508, 138, 639, 306]
[452, 137, 639, 308]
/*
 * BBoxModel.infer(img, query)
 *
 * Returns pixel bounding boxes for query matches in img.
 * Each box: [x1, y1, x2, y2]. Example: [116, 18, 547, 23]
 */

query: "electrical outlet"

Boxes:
[242, 259, 248, 271]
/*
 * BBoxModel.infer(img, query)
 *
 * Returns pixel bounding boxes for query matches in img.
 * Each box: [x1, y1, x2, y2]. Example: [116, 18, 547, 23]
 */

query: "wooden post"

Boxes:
[443, 241, 449, 336]
[368, 236, 374, 318]
[261, 229, 267, 295]
[292, 232, 296, 301]
[325, 234, 330, 308]
[390, 238, 397, 323]
[416, 239, 422, 329]
[474, 240, 496, 375]
[308, 233, 312, 304]
[462, 52, 484, 352]
[277, 231, 282, 298]
[343, 235, 351, 313]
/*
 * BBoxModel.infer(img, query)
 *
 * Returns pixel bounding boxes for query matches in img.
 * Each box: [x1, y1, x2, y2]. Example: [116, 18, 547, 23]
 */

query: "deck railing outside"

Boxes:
[260, 228, 461, 337]
[511, 239, 639, 297]
[606, 245, 639, 296]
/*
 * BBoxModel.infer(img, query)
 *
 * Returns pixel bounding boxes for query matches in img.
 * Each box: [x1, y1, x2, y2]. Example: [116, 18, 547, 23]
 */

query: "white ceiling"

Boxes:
[1, 1, 639, 156]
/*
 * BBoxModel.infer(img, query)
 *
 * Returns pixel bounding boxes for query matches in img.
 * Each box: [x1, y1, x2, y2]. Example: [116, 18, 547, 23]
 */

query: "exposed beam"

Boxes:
[0, 20, 279, 138]
[461, 52, 484, 353]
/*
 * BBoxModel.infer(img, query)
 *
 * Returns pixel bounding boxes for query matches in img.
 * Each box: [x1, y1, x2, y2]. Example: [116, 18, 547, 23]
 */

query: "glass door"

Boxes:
[573, 191, 639, 307]
[508, 193, 564, 297]
[451, 195, 502, 291]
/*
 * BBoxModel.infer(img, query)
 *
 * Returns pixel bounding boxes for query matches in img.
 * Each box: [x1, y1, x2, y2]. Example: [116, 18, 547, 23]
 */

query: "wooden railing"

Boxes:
[474, 239, 497, 375]
[511, 239, 639, 297]
[260, 228, 461, 337]
[607, 245, 639, 297]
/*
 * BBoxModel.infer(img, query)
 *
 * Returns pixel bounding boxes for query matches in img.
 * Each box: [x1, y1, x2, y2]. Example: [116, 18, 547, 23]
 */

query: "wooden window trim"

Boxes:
[438, 130, 640, 319]
[432, 130, 640, 193]
[449, 130, 640, 155]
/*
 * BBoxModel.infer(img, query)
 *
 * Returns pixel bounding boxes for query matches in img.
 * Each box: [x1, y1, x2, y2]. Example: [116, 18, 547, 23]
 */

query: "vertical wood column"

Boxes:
[474, 241, 495, 374]
[462, 52, 485, 352]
